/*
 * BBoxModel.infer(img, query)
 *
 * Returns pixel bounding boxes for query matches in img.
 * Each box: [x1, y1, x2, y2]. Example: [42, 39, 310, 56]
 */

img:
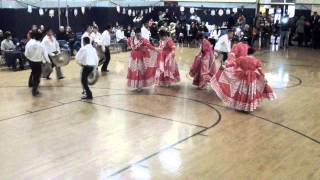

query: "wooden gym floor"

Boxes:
[0, 47, 319, 179]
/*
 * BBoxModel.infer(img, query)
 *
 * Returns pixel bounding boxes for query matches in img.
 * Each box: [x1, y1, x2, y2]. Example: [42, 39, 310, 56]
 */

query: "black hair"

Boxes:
[32, 32, 42, 41]
[106, 25, 112, 30]
[4, 31, 12, 39]
[83, 37, 90, 45]
[86, 25, 92, 31]
[134, 27, 141, 34]
[248, 47, 256, 55]
[158, 29, 168, 37]
[46, 29, 53, 33]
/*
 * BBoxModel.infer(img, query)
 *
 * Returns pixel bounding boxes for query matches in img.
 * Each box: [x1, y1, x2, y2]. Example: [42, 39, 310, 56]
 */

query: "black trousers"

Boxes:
[4, 52, 24, 70]
[222, 52, 228, 62]
[81, 66, 94, 98]
[28, 61, 42, 95]
[298, 33, 304, 47]
[101, 46, 111, 71]
[312, 31, 320, 49]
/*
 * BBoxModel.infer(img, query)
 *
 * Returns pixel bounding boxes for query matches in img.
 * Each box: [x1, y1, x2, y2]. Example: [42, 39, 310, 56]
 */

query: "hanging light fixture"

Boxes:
[226, 9, 231, 15]
[116, 5, 120, 13]
[81, 7, 85, 14]
[211, 9, 215, 16]
[190, 7, 194, 14]
[149, 7, 151, 13]
[39, 8, 44, 16]
[74, 8, 78, 16]
[218, 9, 224, 16]
[27, 5, 32, 13]
[49, 9, 55, 18]
[180, 6, 184, 12]
[145, 9, 148, 14]
[122, 8, 126, 14]
[232, 8, 238, 13]
[128, 9, 132, 16]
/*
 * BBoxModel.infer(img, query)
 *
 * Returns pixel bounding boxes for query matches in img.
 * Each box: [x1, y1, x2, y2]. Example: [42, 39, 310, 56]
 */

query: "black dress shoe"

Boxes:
[32, 90, 40, 96]
[58, 76, 65, 80]
[81, 96, 93, 100]
[46, 77, 52, 80]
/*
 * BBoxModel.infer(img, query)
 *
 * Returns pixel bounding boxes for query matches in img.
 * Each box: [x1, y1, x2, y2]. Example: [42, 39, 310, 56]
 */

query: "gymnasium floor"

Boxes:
[0, 47, 319, 179]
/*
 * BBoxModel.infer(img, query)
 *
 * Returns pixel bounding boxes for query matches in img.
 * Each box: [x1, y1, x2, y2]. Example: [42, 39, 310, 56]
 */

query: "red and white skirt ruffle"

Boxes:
[189, 54, 216, 88]
[210, 68, 276, 112]
[155, 52, 180, 86]
[127, 51, 158, 90]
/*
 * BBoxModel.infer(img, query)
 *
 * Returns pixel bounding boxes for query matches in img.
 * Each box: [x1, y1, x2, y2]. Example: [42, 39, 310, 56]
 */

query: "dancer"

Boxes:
[41, 29, 64, 79]
[215, 30, 233, 63]
[127, 28, 158, 91]
[81, 26, 93, 47]
[75, 37, 99, 100]
[225, 40, 250, 67]
[189, 33, 216, 89]
[25, 32, 51, 96]
[91, 26, 102, 44]
[155, 30, 180, 86]
[210, 48, 276, 112]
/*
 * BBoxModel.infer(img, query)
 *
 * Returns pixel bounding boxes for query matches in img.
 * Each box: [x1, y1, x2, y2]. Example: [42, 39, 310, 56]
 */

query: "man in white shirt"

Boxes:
[115, 26, 128, 51]
[141, 22, 151, 40]
[101, 25, 112, 72]
[25, 32, 51, 96]
[81, 26, 93, 47]
[76, 37, 98, 100]
[41, 29, 64, 79]
[214, 30, 234, 62]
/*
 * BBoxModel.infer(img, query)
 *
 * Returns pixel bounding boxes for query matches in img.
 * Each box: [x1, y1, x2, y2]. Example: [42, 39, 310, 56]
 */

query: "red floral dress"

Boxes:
[155, 37, 180, 86]
[189, 39, 216, 88]
[211, 55, 276, 112]
[127, 37, 157, 90]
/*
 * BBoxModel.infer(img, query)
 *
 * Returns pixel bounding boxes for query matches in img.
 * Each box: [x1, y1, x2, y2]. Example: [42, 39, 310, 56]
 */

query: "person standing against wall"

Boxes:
[101, 25, 112, 73]
[280, 15, 290, 49]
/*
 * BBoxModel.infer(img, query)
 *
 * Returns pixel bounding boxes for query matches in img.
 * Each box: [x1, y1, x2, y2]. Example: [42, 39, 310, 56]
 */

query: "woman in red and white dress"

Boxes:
[211, 48, 276, 112]
[189, 33, 216, 89]
[155, 30, 180, 86]
[226, 41, 250, 67]
[127, 28, 158, 91]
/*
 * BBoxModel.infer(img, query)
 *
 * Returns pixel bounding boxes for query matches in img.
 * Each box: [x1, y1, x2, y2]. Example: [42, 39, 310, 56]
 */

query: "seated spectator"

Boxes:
[66, 26, 76, 55]
[115, 26, 128, 51]
[124, 25, 133, 38]
[56, 26, 67, 41]
[0, 30, 4, 42]
[1, 31, 24, 70]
